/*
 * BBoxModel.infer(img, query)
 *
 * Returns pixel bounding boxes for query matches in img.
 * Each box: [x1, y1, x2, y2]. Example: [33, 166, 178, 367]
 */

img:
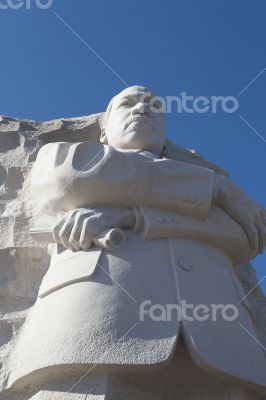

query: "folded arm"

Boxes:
[31, 141, 216, 219]
[31, 141, 266, 253]
[137, 205, 257, 264]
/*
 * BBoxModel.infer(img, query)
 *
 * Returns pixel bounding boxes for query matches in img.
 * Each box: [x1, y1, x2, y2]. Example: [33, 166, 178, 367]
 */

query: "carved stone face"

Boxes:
[102, 86, 166, 154]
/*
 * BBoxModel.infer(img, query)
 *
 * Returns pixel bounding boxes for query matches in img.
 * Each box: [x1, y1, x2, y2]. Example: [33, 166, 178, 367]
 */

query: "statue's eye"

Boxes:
[120, 101, 131, 107]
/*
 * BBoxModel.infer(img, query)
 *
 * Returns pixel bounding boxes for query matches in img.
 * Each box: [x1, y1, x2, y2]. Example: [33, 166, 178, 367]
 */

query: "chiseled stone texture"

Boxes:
[0, 114, 265, 399]
[0, 113, 103, 397]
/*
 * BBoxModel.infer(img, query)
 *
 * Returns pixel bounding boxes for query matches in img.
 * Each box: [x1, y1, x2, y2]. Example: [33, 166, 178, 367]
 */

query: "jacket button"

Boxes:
[178, 257, 193, 271]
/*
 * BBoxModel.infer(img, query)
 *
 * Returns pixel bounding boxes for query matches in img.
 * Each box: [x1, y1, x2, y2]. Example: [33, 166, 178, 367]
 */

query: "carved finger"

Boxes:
[52, 221, 63, 244]
[79, 218, 94, 249]
[52, 211, 75, 244]
[255, 217, 266, 254]
[58, 215, 77, 250]
[69, 214, 84, 251]
[241, 219, 258, 250]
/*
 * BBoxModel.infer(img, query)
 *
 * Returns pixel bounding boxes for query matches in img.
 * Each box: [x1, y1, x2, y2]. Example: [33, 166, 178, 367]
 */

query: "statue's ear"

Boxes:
[100, 128, 108, 144]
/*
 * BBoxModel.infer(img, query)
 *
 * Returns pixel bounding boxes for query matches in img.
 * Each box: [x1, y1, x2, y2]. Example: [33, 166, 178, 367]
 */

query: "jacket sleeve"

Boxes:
[30, 141, 216, 220]
[137, 206, 256, 265]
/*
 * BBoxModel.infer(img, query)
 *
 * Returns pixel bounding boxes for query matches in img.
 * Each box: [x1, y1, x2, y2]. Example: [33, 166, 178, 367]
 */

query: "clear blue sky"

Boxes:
[0, 1, 265, 292]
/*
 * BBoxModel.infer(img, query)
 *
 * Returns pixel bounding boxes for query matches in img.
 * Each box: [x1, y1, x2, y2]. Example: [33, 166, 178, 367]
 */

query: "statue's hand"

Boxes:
[52, 208, 135, 251]
[215, 175, 266, 253]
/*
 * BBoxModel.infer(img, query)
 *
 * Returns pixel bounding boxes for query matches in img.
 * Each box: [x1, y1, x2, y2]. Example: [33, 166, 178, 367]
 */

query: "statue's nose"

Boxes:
[131, 102, 146, 115]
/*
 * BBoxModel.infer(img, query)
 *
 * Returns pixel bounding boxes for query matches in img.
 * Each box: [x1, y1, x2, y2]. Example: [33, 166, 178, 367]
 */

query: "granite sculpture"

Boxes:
[1, 86, 266, 399]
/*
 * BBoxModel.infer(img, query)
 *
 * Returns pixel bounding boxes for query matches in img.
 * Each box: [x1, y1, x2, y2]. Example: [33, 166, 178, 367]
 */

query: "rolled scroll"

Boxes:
[30, 215, 126, 251]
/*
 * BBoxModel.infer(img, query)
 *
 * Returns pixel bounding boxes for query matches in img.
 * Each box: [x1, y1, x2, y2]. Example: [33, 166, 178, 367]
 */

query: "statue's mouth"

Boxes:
[125, 116, 153, 130]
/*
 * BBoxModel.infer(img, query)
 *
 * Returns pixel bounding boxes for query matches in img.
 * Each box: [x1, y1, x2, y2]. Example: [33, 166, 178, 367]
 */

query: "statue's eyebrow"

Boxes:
[118, 93, 153, 104]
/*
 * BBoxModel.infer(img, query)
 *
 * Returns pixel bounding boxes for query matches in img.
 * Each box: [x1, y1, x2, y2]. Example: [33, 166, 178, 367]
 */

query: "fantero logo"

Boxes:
[0, 0, 53, 9]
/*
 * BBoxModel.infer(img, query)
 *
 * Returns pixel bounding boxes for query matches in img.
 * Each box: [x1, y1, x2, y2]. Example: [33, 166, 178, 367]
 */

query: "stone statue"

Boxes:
[3, 86, 266, 399]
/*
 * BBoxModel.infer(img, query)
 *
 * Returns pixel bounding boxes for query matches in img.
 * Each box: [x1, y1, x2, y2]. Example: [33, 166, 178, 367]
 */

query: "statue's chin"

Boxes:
[117, 130, 163, 154]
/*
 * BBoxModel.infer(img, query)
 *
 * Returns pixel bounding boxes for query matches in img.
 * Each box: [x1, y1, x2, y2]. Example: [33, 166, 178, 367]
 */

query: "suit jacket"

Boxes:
[7, 142, 266, 393]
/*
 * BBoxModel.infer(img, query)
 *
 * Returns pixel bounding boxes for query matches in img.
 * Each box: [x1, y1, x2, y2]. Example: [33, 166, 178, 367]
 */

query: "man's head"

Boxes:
[101, 85, 166, 155]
